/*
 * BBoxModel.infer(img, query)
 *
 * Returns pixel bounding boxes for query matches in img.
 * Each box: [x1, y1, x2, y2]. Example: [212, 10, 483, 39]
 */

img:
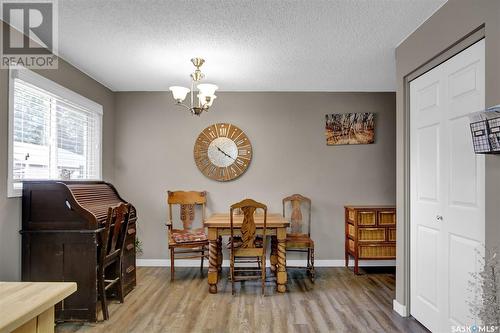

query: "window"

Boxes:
[8, 68, 103, 197]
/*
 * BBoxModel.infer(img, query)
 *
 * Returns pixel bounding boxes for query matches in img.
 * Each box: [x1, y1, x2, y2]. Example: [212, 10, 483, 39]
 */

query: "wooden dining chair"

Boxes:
[229, 199, 268, 295]
[98, 202, 131, 321]
[166, 191, 209, 281]
[282, 194, 315, 281]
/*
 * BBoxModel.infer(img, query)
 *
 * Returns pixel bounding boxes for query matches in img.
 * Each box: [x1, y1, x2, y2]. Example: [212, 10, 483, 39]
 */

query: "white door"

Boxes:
[410, 39, 485, 332]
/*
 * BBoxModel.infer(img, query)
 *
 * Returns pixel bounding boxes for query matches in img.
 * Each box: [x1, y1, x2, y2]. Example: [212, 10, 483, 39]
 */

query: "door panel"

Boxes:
[417, 125, 440, 201]
[449, 117, 478, 206]
[449, 63, 478, 98]
[418, 81, 440, 113]
[410, 39, 485, 332]
[448, 234, 481, 327]
[448, 60, 483, 118]
[416, 225, 439, 308]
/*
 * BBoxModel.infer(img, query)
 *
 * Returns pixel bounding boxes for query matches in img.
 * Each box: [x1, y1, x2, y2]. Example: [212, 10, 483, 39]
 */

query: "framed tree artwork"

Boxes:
[325, 113, 375, 145]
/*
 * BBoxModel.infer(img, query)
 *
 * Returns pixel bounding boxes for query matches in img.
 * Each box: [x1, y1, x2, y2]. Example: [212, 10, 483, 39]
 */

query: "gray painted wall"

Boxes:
[114, 92, 396, 261]
[395, 0, 500, 307]
[0, 24, 116, 280]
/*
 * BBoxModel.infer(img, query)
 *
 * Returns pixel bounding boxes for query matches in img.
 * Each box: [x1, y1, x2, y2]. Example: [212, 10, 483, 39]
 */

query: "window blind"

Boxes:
[10, 74, 102, 195]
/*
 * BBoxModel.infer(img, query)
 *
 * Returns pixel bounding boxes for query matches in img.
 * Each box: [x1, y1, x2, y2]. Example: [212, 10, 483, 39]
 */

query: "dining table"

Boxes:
[204, 213, 290, 294]
[0, 281, 76, 333]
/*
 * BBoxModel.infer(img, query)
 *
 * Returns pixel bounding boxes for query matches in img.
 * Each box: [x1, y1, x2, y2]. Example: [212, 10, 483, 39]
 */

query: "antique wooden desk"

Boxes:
[204, 213, 290, 294]
[21, 181, 137, 322]
[0, 282, 76, 333]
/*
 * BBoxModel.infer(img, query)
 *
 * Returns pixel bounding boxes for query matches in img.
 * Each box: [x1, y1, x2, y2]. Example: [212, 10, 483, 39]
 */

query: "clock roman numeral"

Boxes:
[229, 165, 239, 176]
[207, 165, 217, 176]
[198, 137, 210, 146]
[228, 127, 242, 140]
[196, 157, 210, 168]
[235, 137, 249, 146]
[235, 157, 246, 167]
[238, 148, 251, 157]
[216, 123, 228, 137]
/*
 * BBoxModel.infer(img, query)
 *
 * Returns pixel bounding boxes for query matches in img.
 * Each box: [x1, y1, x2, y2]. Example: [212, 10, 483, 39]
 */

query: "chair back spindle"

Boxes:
[282, 194, 311, 237]
[180, 204, 195, 230]
[168, 191, 206, 230]
[230, 199, 267, 249]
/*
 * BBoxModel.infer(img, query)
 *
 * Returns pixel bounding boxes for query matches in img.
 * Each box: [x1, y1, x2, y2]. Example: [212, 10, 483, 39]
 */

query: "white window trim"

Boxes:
[8, 67, 103, 198]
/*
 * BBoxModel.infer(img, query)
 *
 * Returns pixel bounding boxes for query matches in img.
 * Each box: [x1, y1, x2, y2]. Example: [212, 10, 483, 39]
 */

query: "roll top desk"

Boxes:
[21, 181, 137, 322]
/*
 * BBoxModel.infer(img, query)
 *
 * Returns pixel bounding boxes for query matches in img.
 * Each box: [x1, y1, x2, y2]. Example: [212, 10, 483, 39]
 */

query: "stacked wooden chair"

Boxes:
[97, 203, 131, 320]
[282, 194, 315, 281]
[166, 191, 209, 281]
[229, 199, 268, 295]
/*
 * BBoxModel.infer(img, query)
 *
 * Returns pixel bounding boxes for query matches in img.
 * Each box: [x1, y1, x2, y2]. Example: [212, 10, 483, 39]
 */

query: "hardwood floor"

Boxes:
[57, 266, 427, 333]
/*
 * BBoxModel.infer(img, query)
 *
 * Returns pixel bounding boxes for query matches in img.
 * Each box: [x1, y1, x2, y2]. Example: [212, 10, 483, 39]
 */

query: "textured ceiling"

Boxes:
[58, 0, 446, 91]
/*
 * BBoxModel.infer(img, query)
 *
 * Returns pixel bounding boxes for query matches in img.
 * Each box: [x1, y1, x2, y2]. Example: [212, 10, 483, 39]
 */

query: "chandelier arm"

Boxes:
[174, 102, 192, 111]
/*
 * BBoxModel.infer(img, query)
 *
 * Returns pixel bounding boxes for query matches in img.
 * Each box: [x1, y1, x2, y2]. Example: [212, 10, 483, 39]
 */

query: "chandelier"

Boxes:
[169, 57, 218, 116]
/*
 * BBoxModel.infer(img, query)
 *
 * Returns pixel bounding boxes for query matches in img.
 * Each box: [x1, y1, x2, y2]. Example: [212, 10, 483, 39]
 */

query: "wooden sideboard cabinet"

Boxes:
[344, 205, 396, 274]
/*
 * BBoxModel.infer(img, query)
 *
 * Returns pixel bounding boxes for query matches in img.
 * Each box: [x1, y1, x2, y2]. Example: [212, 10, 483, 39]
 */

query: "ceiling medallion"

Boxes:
[169, 57, 218, 116]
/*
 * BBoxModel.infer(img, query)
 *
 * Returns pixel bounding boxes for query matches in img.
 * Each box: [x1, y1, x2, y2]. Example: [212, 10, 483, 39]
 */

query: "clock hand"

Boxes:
[217, 147, 233, 159]
[216, 146, 236, 160]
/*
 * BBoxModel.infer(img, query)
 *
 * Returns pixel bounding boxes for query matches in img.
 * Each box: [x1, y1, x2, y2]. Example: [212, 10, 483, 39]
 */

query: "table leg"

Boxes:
[217, 235, 223, 274]
[276, 227, 287, 293]
[270, 236, 277, 273]
[208, 228, 219, 294]
[13, 306, 54, 333]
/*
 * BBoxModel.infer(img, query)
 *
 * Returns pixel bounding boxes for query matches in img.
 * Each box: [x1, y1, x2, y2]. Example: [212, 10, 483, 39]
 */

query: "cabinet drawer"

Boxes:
[357, 211, 376, 226]
[127, 224, 136, 237]
[348, 239, 355, 253]
[122, 252, 136, 284]
[347, 224, 356, 238]
[388, 228, 396, 241]
[124, 237, 135, 253]
[123, 264, 135, 281]
[347, 209, 356, 222]
[358, 245, 395, 258]
[378, 211, 396, 225]
[358, 228, 385, 242]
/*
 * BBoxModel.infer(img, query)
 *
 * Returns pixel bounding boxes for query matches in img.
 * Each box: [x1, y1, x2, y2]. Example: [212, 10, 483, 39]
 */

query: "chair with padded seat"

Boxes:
[166, 190, 209, 281]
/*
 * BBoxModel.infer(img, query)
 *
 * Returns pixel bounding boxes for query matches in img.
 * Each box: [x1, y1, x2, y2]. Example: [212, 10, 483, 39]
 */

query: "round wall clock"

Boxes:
[194, 123, 252, 181]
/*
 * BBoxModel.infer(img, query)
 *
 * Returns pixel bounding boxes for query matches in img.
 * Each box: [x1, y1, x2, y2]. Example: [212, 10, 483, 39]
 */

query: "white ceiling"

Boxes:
[58, 0, 446, 92]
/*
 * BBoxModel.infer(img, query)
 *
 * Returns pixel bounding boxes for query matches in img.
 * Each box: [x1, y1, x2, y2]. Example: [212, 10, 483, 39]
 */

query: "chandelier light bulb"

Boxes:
[197, 83, 218, 96]
[169, 86, 190, 102]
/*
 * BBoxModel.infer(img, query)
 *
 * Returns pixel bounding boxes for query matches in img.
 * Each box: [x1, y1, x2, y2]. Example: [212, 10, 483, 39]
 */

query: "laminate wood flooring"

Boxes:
[56, 266, 427, 333]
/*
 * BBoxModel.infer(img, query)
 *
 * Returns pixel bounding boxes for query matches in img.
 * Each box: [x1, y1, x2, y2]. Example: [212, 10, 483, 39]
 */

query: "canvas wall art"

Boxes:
[325, 113, 375, 145]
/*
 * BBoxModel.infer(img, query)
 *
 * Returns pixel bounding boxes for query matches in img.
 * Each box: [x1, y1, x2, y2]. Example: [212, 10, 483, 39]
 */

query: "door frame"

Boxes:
[402, 25, 485, 316]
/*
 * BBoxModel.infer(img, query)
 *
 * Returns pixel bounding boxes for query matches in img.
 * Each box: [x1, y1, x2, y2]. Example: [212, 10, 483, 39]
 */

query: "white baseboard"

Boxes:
[393, 299, 409, 317]
[136, 258, 396, 268]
